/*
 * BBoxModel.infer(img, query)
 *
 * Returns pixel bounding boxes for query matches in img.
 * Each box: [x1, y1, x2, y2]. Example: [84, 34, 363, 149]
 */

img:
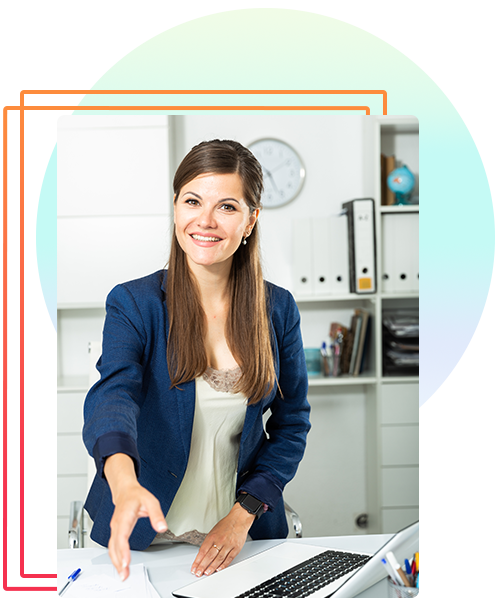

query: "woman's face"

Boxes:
[174, 172, 259, 273]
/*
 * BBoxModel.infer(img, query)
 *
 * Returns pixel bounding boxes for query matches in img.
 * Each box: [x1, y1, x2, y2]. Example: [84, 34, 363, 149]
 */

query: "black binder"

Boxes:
[342, 198, 377, 294]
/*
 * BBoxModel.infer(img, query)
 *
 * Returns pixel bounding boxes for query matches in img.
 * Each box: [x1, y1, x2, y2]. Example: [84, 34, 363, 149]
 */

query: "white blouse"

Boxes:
[152, 370, 246, 545]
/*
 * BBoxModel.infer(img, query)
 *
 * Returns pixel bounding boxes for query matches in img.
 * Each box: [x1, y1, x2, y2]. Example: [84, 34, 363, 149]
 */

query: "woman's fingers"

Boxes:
[108, 487, 167, 581]
[215, 547, 238, 572]
[192, 542, 225, 577]
[191, 505, 253, 577]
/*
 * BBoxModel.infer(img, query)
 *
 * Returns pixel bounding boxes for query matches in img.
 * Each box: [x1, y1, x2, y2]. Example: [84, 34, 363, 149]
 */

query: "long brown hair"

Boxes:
[166, 140, 277, 404]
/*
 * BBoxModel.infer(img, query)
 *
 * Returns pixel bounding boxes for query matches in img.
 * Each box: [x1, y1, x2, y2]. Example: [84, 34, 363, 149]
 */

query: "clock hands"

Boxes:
[268, 158, 290, 175]
[262, 165, 280, 194]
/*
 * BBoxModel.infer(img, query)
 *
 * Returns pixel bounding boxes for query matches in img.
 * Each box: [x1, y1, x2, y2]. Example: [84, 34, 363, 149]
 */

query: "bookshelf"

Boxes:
[291, 116, 419, 534]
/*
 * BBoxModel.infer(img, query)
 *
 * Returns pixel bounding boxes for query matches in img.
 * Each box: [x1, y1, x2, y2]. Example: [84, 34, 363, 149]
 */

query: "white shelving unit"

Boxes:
[292, 116, 419, 534]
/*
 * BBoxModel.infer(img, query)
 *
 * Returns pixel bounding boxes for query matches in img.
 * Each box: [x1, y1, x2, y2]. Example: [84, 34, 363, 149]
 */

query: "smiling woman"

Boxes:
[82, 139, 311, 582]
[174, 172, 258, 271]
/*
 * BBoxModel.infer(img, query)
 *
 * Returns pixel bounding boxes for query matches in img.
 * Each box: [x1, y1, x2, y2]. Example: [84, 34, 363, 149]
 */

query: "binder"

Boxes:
[330, 214, 350, 295]
[348, 312, 363, 375]
[293, 216, 350, 297]
[353, 309, 370, 376]
[409, 213, 419, 292]
[292, 217, 313, 297]
[312, 217, 334, 296]
[381, 213, 419, 293]
[342, 199, 377, 294]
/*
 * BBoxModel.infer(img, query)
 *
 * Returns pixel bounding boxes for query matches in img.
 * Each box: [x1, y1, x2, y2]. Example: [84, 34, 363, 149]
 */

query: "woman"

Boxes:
[82, 139, 311, 582]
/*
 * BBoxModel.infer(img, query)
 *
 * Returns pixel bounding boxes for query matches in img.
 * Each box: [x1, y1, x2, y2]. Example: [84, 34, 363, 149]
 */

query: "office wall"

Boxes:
[175, 114, 371, 536]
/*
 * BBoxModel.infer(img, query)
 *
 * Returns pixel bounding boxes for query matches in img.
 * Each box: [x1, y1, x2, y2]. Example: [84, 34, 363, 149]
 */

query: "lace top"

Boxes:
[151, 367, 246, 547]
[203, 365, 242, 393]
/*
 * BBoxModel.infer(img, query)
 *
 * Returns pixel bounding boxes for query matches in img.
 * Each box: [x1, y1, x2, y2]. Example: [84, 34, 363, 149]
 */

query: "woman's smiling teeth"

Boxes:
[190, 234, 222, 242]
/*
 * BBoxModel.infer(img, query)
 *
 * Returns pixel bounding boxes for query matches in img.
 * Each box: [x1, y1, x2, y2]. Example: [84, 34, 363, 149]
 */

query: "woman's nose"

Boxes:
[197, 207, 217, 229]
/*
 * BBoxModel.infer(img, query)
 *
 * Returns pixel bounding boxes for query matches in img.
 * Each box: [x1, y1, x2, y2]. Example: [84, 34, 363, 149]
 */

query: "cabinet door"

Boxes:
[57, 215, 170, 305]
[381, 508, 419, 534]
[381, 467, 419, 507]
[57, 115, 171, 306]
[57, 116, 170, 217]
[380, 383, 419, 425]
[381, 425, 418, 466]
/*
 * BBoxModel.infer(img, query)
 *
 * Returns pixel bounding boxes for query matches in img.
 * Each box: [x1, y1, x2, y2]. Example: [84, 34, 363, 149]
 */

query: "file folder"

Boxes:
[342, 199, 377, 294]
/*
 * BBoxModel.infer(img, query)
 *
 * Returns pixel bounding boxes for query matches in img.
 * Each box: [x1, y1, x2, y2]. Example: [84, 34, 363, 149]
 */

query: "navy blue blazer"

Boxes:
[83, 270, 310, 550]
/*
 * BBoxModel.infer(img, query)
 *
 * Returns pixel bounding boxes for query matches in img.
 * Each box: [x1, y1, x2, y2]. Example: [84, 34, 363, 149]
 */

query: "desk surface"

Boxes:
[67, 535, 392, 598]
[58, 534, 393, 598]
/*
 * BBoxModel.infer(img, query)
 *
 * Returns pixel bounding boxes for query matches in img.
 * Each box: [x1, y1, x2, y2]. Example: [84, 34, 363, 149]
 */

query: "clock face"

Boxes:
[248, 139, 305, 208]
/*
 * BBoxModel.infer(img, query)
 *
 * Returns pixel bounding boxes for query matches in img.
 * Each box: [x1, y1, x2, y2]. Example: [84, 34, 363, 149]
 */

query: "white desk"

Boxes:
[58, 534, 394, 598]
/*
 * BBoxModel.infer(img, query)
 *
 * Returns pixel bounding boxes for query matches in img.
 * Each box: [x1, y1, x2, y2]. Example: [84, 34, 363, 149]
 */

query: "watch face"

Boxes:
[248, 139, 305, 208]
[241, 494, 262, 513]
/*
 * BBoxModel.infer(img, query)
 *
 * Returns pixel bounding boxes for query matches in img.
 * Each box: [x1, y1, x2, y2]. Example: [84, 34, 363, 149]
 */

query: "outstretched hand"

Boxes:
[103, 453, 167, 581]
[191, 503, 256, 577]
[108, 481, 167, 581]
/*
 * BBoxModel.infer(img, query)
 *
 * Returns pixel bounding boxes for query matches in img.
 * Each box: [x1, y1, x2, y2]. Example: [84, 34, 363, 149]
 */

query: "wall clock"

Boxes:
[248, 138, 305, 208]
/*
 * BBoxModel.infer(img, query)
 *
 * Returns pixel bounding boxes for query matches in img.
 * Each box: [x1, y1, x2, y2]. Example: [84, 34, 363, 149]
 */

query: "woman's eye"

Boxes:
[185, 198, 199, 206]
[220, 204, 236, 211]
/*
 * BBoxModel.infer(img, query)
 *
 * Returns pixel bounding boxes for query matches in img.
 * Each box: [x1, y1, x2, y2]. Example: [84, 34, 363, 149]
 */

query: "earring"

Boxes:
[242, 237, 247, 245]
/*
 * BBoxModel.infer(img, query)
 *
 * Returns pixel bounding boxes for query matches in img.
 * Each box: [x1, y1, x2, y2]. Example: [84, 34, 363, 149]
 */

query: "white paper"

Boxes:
[63, 563, 159, 598]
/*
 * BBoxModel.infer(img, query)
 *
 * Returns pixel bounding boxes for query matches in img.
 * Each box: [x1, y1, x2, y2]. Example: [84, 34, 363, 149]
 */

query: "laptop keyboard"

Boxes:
[235, 549, 371, 598]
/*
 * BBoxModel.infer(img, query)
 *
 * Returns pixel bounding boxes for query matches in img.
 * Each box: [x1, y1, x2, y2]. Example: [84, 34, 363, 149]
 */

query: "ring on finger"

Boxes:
[213, 544, 222, 552]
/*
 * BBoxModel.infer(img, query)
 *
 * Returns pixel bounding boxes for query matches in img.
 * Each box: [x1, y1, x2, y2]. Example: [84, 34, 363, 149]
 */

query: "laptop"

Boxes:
[172, 521, 419, 598]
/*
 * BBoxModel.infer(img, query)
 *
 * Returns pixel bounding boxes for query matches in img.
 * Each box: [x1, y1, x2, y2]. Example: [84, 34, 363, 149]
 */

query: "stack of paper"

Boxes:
[63, 563, 160, 598]
[0, 563, 161, 598]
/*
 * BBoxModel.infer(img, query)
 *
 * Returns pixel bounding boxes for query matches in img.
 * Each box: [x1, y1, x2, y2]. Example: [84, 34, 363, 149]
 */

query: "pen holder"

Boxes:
[387, 577, 418, 598]
[304, 348, 322, 377]
[321, 354, 334, 377]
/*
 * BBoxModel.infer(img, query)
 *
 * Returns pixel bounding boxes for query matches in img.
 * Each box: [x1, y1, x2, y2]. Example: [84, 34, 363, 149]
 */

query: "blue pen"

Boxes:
[404, 558, 413, 586]
[404, 559, 411, 575]
[59, 568, 81, 596]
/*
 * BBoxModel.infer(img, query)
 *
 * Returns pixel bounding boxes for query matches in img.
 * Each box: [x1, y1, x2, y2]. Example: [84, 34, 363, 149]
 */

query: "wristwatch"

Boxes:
[235, 493, 266, 519]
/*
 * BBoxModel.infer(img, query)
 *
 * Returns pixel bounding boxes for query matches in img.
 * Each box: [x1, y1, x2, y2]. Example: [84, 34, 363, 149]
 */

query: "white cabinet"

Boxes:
[56, 116, 172, 547]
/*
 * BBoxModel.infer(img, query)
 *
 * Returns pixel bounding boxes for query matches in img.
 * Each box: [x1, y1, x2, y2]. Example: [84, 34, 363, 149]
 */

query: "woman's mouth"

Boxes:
[190, 233, 222, 243]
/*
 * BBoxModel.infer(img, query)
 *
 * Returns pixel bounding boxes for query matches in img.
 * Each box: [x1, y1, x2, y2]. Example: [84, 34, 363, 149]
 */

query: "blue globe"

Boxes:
[387, 165, 415, 204]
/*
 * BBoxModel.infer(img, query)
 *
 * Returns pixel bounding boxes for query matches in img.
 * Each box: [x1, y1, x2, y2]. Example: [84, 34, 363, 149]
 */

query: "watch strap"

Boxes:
[235, 493, 266, 519]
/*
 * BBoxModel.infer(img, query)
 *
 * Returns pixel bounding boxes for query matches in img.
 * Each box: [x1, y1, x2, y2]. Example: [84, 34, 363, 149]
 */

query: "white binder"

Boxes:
[292, 216, 351, 298]
[342, 199, 377, 294]
[330, 214, 350, 295]
[312, 218, 334, 296]
[292, 217, 313, 297]
[381, 213, 419, 293]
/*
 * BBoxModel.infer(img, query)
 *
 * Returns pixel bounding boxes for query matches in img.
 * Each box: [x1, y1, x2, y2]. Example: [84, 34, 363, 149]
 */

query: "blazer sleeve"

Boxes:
[239, 290, 311, 510]
[82, 283, 147, 478]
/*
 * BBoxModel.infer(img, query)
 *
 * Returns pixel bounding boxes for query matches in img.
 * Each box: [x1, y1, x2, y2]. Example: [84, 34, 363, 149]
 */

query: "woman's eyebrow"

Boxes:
[181, 191, 241, 205]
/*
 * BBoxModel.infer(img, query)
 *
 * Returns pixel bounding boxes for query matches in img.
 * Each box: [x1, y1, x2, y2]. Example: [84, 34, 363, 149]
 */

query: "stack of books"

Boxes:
[334, 309, 371, 377]
[415, 552, 500, 598]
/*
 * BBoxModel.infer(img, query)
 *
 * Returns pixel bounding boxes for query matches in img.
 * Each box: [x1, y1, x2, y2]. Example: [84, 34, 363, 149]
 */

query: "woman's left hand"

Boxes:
[191, 502, 256, 577]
